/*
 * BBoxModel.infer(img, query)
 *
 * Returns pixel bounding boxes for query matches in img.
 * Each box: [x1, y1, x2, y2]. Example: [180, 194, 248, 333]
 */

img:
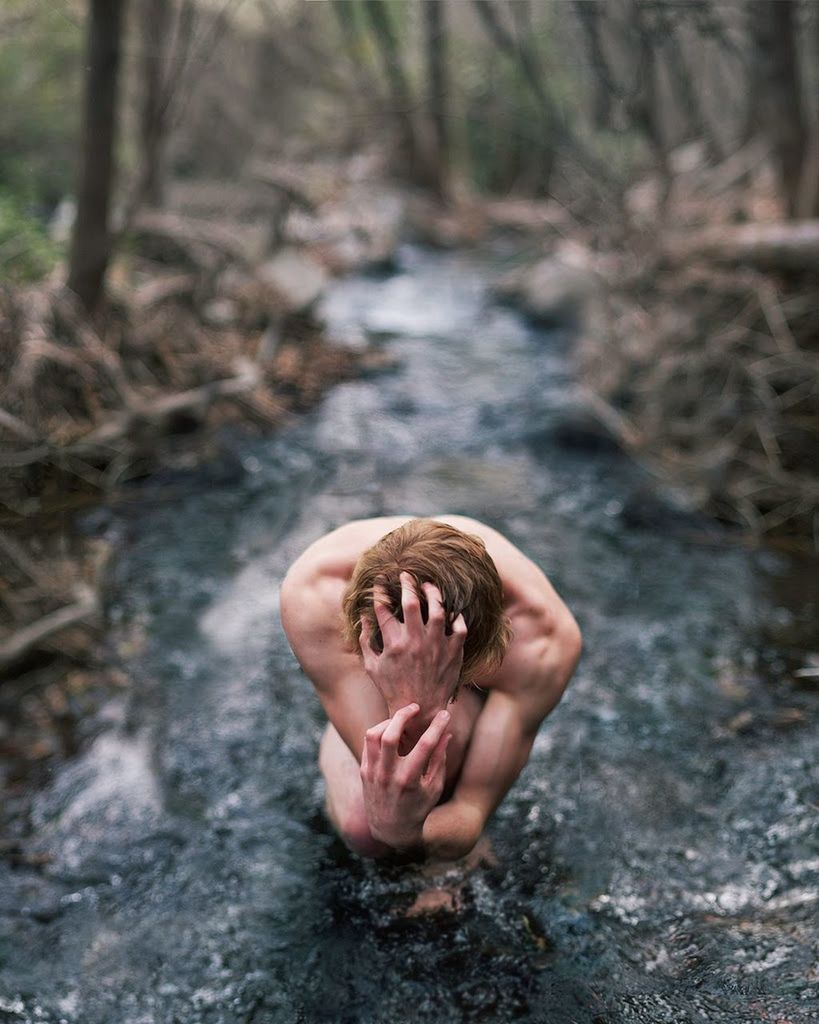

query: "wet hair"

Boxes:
[341, 518, 512, 692]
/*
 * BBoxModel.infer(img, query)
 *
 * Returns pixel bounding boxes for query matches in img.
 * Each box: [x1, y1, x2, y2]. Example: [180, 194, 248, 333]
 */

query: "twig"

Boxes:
[0, 408, 40, 444]
[0, 585, 98, 673]
[0, 532, 56, 594]
[756, 279, 797, 354]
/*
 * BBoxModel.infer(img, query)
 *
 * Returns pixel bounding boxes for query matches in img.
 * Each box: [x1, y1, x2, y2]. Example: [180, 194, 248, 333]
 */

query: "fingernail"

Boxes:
[441, 710, 450, 721]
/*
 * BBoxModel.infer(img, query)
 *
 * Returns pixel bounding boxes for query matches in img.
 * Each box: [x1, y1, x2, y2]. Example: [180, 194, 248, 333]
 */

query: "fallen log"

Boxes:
[132, 209, 256, 269]
[249, 163, 317, 212]
[68, 357, 261, 456]
[0, 359, 262, 468]
[666, 220, 819, 270]
[130, 271, 197, 310]
[0, 585, 98, 673]
[0, 408, 40, 444]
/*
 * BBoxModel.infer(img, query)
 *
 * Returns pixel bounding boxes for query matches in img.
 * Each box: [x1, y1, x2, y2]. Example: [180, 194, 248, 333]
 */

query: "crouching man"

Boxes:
[280, 515, 581, 863]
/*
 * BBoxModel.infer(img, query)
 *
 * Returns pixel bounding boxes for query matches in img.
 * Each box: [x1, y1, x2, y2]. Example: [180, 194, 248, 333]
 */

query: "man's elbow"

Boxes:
[279, 563, 313, 641]
[562, 614, 582, 675]
[544, 613, 582, 707]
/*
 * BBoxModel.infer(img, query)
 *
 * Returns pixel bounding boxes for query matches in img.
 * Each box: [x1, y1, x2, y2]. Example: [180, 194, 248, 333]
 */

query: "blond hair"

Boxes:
[341, 518, 512, 690]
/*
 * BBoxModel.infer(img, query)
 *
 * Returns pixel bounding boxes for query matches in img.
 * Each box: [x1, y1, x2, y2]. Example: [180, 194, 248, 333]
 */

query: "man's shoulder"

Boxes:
[285, 517, 417, 579]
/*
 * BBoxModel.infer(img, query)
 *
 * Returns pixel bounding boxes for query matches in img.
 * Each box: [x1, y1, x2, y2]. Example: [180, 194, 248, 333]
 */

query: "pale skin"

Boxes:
[279, 514, 582, 864]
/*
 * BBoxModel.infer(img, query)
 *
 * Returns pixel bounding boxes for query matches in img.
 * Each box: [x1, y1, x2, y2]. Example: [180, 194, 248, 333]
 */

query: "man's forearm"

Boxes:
[420, 799, 485, 861]
[361, 795, 484, 862]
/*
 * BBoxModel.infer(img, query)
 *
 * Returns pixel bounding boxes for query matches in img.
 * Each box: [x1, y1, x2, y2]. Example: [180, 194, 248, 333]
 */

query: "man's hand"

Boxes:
[359, 572, 467, 712]
[360, 703, 452, 851]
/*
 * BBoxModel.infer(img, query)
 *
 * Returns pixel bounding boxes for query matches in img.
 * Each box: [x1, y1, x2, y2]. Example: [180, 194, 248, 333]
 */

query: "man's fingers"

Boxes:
[450, 612, 468, 644]
[422, 581, 445, 630]
[405, 708, 450, 777]
[424, 729, 452, 782]
[400, 572, 424, 637]
[359, 617, 375, 667]
[380, 702, 419, 761]
[364, 718, 390, 768]
[372, 581, 401, 646]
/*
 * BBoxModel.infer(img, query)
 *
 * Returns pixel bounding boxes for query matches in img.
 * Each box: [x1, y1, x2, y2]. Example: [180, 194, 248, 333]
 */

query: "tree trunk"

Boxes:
[572, 0, 613, 129]
[138, 0, 173, 208]
[749, 0, 808, 218]
[665, 219, 819, 270]
[67, 0, 127, 313]
[330, 0, 382, 147]
[655, 6, 725, 161]
[472, 0, 556, 192]
[362, 0, 425, 183]
[425, 0, 450, 196]
[630, 0, 670, 201]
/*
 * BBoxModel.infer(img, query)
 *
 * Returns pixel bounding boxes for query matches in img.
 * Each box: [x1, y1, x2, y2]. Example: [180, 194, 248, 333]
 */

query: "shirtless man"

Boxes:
[280, 515, 581, 863]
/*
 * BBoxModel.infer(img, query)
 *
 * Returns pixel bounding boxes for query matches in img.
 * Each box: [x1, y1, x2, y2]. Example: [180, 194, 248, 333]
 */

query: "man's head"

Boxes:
[342, 518, 512, 694]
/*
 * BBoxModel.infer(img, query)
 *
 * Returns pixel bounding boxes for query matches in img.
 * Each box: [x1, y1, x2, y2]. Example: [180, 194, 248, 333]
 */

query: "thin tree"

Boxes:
[471, 0, 557, 192]
[67, 0, 127, 313]
[749, 0, 810, 217]
[653, 3, 725, 161]
[362, 0, 425, 182]
[572, 0, 614, 129]
[425, 0, 450, 196]
[138, 0, 174, 208]
[329, 0, 383, 148]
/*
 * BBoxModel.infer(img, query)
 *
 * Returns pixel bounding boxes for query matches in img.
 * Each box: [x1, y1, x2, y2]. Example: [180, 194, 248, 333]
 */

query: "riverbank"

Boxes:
[0, 152, 406, 826]
[474, 145, 819, 551]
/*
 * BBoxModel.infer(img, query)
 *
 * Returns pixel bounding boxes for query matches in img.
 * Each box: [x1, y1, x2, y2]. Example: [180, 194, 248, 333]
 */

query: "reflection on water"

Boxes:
[1, 246, 817, 1023]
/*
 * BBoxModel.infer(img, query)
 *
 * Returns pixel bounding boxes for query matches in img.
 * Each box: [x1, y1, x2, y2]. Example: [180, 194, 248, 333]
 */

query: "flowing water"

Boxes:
[2, 245, 817, 1023]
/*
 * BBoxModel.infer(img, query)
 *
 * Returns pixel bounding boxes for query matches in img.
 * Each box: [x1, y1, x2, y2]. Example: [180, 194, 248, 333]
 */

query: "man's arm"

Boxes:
[422, 613, 582, 861]
[280, 567, 387, 762]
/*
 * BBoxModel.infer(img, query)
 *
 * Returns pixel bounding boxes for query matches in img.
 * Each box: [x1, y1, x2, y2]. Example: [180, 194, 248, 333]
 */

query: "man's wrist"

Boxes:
[370, 821, 424, 853]
[385, 695, 419, 718]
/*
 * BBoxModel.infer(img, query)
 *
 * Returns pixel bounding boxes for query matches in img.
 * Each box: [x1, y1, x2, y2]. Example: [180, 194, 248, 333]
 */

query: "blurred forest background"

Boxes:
[0, 0, 818, 807]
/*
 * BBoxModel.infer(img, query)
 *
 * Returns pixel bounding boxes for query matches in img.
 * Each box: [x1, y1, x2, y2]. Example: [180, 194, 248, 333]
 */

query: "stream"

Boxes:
[1, 245, 817, 1023]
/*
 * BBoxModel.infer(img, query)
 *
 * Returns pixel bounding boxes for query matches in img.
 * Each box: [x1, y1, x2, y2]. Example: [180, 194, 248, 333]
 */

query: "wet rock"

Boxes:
[288, 185, 405, 274]
[493, 247, 601, 325]
[724, 710, 755, 735]
[624, 175, 666, 225]
[771, 707, 807, 729]
[255, 247, 327, 315]
[620, 483, 706, 533]
[406, 194, 488, 249]
[201, 297, 240, 327]
[48, 196, 75, 243]
[23, 900, 64, 923]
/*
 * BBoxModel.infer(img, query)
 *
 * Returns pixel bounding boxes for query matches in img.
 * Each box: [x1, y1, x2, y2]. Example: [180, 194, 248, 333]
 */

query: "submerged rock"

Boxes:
[549, 406, 624, 455]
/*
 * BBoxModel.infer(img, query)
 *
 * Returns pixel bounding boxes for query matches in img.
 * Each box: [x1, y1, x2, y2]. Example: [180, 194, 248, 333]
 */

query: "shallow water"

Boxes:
[1, 246, 817, 1023]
